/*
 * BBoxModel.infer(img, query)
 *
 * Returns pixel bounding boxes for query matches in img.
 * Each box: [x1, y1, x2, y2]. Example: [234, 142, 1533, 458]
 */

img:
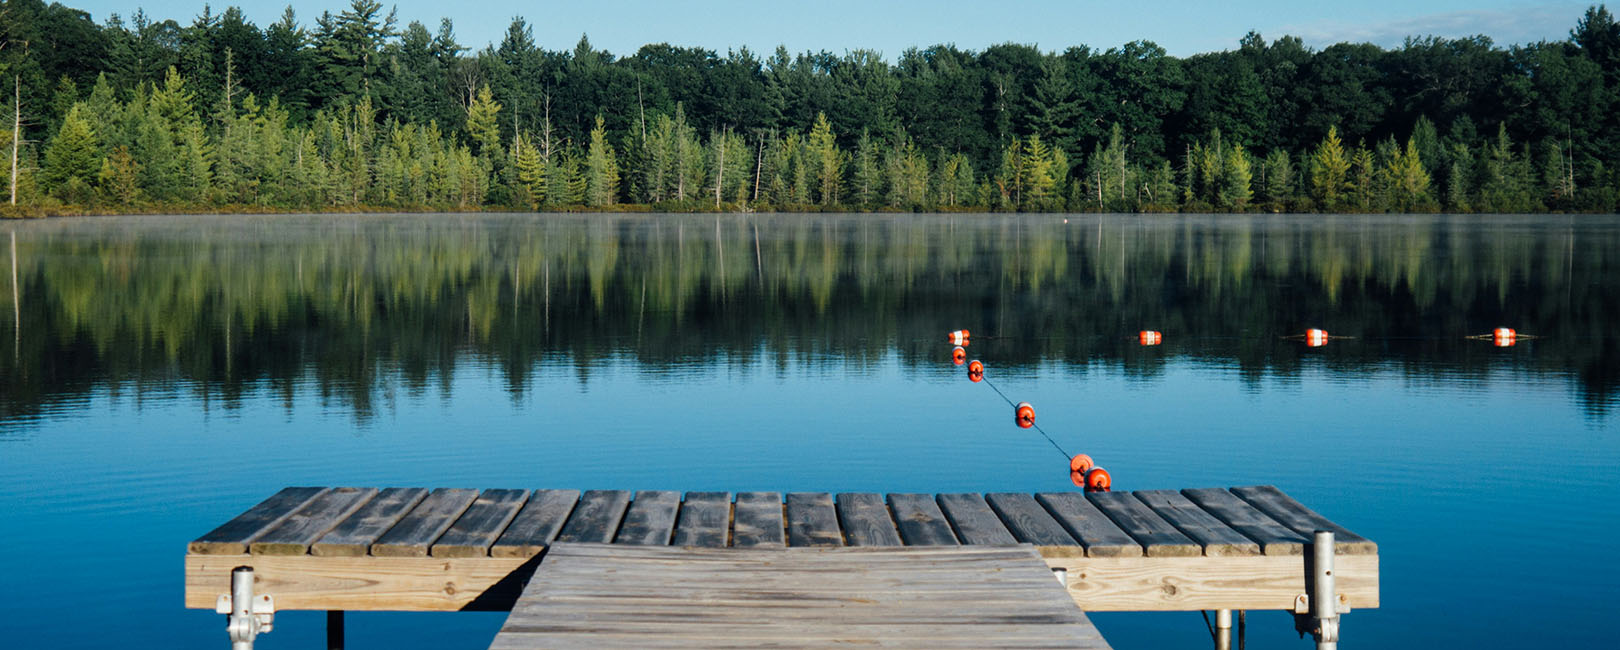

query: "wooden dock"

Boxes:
[185, 486, 1377, 648]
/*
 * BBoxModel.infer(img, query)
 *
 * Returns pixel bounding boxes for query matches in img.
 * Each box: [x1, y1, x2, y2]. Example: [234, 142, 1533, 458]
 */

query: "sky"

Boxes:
[68, 0, 1598, 59]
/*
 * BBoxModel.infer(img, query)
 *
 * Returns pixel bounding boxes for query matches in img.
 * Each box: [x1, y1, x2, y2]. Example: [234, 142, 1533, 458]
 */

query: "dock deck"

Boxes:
[186, 486, 1377, 616]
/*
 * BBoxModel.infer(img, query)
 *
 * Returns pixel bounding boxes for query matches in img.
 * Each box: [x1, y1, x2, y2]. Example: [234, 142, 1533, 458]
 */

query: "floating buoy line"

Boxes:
[949, 324, 1535, 492]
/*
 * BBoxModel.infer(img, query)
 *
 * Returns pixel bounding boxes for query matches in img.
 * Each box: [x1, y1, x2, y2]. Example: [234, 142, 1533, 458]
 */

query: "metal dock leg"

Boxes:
[216, 566, 274, 650]
[1214, 609, 1232, 650]
[1293, 530, 1347, 650]
[327, 610, 345, 650]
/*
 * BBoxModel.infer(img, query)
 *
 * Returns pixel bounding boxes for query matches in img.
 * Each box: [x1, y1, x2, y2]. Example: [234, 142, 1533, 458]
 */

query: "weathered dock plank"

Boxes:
[489, 543, 1112, 649]
[987, 493, 1082, 554]
[1230, 486, 1378, 554]
[311, 488, 430, 557]
[190, 487, 328, 554]
[670, 491, 730, 548]
[731, 491, 784, 548]
[1085, 491, 1200, 557]
[250, 487, 378, 555]
[1035, 493, 1141, 558]
[370, 488, 480, 557]
[490, 489, 580, 558]
[555, 490, 632, 544]
[1133, 490, 1260, 556]
[836, 492, 903, 546]
[888, 493, 959, 546]
[786, 492, 843, 547]
[432, 489, 531, 558]
[615, 490, 681, 546]
[1181, 487, 1306, 556]
[936, 493, 1018, 545]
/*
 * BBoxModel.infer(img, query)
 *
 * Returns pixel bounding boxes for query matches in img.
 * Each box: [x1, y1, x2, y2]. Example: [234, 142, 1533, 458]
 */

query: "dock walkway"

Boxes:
[186, 486, 1377, 648]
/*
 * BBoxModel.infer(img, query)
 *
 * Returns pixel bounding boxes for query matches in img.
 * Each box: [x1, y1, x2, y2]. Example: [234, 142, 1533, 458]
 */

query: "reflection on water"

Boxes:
[3, 213, 1617, 425]
[1, 214, 1617, 650]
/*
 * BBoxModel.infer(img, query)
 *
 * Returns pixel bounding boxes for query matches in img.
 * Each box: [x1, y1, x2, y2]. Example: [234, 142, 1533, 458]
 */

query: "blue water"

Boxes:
[1, 213, 1616, 649]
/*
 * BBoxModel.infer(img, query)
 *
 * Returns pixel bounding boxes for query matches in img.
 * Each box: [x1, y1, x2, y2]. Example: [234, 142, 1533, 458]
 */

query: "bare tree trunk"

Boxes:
[10, 75, 19, 206]
[715, 128, 726, 209]
[752, 133, 764, 203]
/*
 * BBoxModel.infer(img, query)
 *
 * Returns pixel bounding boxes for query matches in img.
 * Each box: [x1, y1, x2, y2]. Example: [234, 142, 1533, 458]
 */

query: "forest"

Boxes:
[2, 0, 1619, 215]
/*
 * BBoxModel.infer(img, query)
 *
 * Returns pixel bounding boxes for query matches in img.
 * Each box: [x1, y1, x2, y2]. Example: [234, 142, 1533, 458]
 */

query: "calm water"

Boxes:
[1, 213, 1617, 649]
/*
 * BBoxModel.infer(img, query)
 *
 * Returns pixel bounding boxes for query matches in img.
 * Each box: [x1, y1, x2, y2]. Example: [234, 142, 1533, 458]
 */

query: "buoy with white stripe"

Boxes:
[1014, 402, 1035, 428]
[1494, 328, 1517, 347]
[1305, 328, 1330, 347]
[947, 329, 971, 345]
[1139, 330, 1162, 346]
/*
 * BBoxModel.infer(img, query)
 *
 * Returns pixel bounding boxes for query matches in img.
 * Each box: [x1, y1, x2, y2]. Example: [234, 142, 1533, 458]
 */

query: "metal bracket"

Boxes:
[1292, 592, 1352, 615]
[217, 566, 274, 649]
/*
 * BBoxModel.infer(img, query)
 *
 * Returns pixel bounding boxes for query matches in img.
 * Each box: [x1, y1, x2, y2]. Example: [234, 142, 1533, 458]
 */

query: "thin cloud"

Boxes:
[1283, 2, 1590, 49]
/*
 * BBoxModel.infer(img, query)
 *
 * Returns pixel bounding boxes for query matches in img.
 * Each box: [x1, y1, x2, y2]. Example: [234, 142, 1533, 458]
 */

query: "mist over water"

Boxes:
[1, 213, 1616, 649]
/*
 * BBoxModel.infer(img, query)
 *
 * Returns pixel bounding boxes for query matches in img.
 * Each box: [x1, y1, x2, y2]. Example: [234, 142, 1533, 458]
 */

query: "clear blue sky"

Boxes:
[72, 0, 1596, 58]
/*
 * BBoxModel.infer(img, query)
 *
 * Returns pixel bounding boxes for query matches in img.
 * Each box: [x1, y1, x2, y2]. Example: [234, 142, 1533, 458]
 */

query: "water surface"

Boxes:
[1, 213, 1616, 649]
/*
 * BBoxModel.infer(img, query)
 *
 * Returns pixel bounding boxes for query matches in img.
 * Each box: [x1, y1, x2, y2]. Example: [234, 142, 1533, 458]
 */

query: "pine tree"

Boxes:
[514, 134, 545, 207]
[1262, 149, 1294, 212]
[98, 146, 141, 204]
[1221, 145, 1253, 211]
[850, 130, 882, 207]
[1387, 138, 1432, 212]
[1349, 145, 1374, 212]
[584, 115, 618, 207]
[1309, 126, 1351, 209]
[466, 84, 502, 156]
[807, 112, 843, 206]
[43, 104, 102, 203]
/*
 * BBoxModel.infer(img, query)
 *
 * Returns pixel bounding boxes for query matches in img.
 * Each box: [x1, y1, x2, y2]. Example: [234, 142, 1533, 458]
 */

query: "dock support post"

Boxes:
[327, 611, 344, 650]
[1214, 609, 1232, 650]
[218, 566, 274, 650]
[1310, 530, 1339, 650]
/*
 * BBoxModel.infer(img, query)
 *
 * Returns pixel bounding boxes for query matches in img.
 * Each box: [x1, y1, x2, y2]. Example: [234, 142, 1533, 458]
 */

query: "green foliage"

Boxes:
[43, 104, 100, 202]
[1310, 126, 1351, 209]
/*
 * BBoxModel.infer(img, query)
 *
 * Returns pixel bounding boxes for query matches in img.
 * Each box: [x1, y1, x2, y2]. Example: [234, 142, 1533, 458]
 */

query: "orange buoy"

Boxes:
[1015, 402, 1035, 428]
[1139, 330, 1162, 346]
[1069, 453, 1094, 475]
[1071, 469, 1087, 488]
[947, 329, 971, 345]
[967, 360, 984, 382]
[1494, 327, 1517, 347]
[952, 346, 967, 365]
[1085, 467, 1112, 492]
[1305, 328, 1330, 347]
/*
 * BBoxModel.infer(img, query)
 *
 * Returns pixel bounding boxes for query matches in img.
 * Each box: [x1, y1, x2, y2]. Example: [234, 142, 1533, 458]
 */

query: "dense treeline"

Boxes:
[2, 0, 1620, 214]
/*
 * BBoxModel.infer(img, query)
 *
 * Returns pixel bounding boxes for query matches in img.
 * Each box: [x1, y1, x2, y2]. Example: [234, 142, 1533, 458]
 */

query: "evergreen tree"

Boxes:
[1386, 138, 1433, 211]
[43, 104, 101, 202]
[466, 84, 502, 156]
[1262, 149, 1294, 211]
[1221, 144, 1252, 210]
[850, 130, 882, 207]
[1309, 125, 1350, 208]
[584, 114, 619, 206]
[807, 112, 843, 205]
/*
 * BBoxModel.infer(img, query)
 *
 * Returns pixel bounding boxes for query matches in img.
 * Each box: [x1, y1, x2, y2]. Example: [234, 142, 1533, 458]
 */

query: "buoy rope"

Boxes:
[980, 374, 1071, 459]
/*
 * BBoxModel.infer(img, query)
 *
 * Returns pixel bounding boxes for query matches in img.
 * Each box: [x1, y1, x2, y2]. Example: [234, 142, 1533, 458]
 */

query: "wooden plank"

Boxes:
[835, 492, 903, 546]
[1133, 490, 1260, 556]
[1230, 486, 1378, 554]
[1181, 488, 1306, 556]
[615, 490, 680, 546]
[1034, 493, 1140, 558]
[888, 493, 959, 546]
[371, 488, 479, 557]
[250, 487, 379, 555]
[554, 489, 631, 544]
[1085, 492, 1199, 557]
[490, 489, 579, 558]
[671, 492, 730, 548]
[311, 488, 430, 557]
[189, 487, 328, 554]
[985, 492, 1081, 554]
[432, 489, 531, 558]
[731, 492, 784, 548]
[185, 553, 533, 611]
[1046, 554, 1380, 611]
[785, 492, 843, 547]
[936, 493, 1017, 545]
[490, 544, 1111, 649]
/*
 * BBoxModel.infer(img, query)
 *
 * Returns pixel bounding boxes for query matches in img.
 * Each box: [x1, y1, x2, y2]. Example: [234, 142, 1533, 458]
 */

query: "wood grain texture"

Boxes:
[190, 487, 328, 554]
[489, 543, 1112, 649]
[250, 487, 378, 556]
[1230, 486, 1378, 554]
[1047, 554, 1380, 611]
[490, 489, 580, 558]
[311, 488, 430, 557]
[615, 491, 680, 546]
[185, 553, 533, 611]
[432, 489, 531, 558]
[786, 492, 843, 547]
[731, 492, 784, 548]
[1035, 493, 1142, 558]
[936, 493, 1018, 545]
[986, 493, 1082, 554]
[1084, 492, 1199, 557]
[888, 493, 959, 546]
[671, 492, 731, 548]
[1132, 490, 1259, 556]
[835, 492, 903, 546]
[1180, 488, 1306, 556]
[370, 488, 480, 557]
[555, 490, 632, 544]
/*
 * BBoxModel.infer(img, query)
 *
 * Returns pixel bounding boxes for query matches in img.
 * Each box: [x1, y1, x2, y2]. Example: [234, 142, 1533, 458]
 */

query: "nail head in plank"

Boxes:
[786, 492, 843, 547]
[1230, 485, 1377, 554]
[491, 489, 581, 558]
[671, 492, 731, 548]
[190, 487, 329, 554]
[615, 491, 681, 546]
[1181, 487, 1306, 556]
[888, 493, 959, 546]
[311, 488, 431, 557]
[1033, 492, 1140, 557]
[555, 489, 632, 544]
[431, 489, 531, 558]
[1084, 491, 1199, 557]
[835, 493, 903, 547]
[936, 493, 1018, 545]
[250, 487, 379, 555]
[1133, 490, 1260, 556]
[985, 493, 1081, 553]
[371, 488, 479, 557]
[731, 492, 784, 548]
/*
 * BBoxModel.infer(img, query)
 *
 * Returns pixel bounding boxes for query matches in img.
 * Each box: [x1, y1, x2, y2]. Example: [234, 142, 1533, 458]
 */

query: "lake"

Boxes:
[1, 213, 1616, 649]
